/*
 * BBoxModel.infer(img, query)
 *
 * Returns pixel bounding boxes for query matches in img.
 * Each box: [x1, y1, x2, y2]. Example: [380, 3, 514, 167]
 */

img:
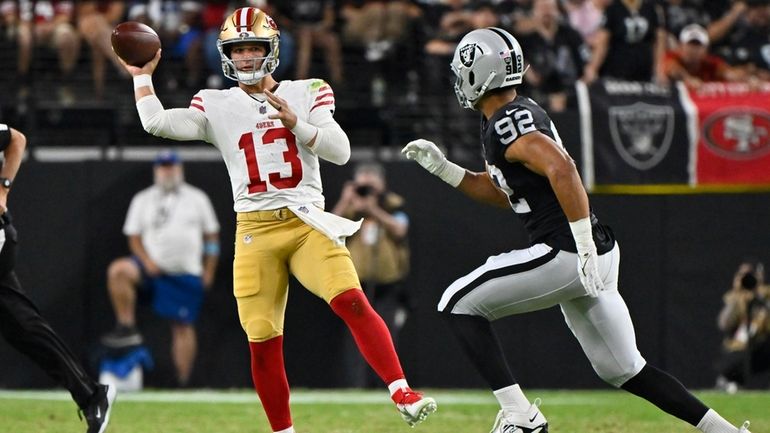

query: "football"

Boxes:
[111, 21, 161, 67]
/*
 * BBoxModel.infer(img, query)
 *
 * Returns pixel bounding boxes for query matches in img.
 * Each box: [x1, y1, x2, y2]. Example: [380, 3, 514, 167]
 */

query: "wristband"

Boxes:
[133, 74, 154, 91]
[204, 241, 220, 256]
[437, 161, 466, 187]
[291, 118, 319, 147]
[569, 217, 595, 253]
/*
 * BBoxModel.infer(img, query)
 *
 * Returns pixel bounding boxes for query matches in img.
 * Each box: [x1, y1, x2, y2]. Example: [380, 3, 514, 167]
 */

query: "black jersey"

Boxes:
[481, 96, 614, 254]
[600, 0, 662, 81]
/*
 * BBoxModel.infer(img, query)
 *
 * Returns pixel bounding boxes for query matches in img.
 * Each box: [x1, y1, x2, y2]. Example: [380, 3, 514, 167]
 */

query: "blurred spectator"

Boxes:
[582, 0, 667, 83]
[519, 0, 587, 112]
[340, 0, 425, 106]
[706, 0, 749, 46]
[100, 150, 220, 388]
[154, 1, 205, 90]
[662, 24, 744, 88]
[2, 0, 80, 104]
[714, 0, 770, 80]
[279, 0, 343, 84]
[423, 0, 477, 57]
[715, 261, 770, 392]
[660, 0, 711, 45]
[76, 1, 127, 99]
[563, 0, 609, 47]
[332, 162, 411, 387]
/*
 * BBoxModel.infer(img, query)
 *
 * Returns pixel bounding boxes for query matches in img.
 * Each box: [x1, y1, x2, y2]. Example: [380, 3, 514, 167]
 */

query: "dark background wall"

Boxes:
[0, 159, 768, 390]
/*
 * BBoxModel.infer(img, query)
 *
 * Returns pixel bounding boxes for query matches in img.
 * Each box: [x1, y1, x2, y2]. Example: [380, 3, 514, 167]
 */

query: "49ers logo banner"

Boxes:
[690, 83, 770, 185]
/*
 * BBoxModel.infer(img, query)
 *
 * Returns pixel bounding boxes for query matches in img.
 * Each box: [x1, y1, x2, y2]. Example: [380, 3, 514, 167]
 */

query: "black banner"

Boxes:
[577, 80, 692, 188]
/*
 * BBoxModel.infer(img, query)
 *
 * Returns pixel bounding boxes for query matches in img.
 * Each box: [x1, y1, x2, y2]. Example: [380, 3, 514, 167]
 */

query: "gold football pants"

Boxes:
[234, 208, 361, 342]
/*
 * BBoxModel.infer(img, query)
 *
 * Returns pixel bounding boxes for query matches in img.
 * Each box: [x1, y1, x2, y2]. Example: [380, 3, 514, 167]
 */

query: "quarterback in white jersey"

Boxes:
[119, 7, 435, 433]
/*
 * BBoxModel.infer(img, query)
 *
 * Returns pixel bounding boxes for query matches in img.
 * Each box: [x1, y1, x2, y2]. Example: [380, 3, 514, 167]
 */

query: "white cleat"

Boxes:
[392, 388, 437, 427]
[739, 421, 751, 433]
[489, 398, 548, 433]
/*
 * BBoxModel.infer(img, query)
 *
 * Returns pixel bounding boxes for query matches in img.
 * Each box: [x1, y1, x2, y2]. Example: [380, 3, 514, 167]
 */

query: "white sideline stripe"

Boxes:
[0, 390, 609, 406]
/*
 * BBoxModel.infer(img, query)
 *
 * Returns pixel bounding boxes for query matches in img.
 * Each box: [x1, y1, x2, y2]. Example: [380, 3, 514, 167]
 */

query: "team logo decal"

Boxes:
[703, 108, 770, 160]
[459, 43, 477, 67]
[239, 31, 252, 39]
[264, 15, 278, 30]
[609, 102, 674, 170]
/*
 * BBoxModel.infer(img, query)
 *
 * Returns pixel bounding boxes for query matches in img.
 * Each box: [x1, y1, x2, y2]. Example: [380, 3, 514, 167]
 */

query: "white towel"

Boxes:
[288, 204, 362, 246]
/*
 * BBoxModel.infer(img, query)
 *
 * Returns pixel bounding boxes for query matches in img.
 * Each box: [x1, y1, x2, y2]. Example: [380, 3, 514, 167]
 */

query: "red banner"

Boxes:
[689, 83, 770, 185]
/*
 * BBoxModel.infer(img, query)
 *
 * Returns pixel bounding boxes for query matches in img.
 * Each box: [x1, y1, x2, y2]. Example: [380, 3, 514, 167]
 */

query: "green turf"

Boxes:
[0, 389, 766, 433]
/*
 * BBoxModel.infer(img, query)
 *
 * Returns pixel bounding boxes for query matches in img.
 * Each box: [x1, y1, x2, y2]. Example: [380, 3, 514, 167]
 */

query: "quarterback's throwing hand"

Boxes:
[577, 249, 604, 298]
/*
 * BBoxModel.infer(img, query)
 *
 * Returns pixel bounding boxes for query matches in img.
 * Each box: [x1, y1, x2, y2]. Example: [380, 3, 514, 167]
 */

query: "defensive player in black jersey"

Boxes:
[0, 124, 115, 433]
[402, 28, 753, 433]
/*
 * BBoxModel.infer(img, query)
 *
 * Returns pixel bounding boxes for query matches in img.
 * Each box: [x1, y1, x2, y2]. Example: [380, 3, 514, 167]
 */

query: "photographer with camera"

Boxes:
[333, 162, 411, 387]
[715, 261, 770, 392]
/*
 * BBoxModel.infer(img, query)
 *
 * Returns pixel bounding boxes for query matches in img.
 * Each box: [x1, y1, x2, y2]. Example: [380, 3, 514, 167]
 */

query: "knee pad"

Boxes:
[592, 355, 646, 388]
[241, 318, 281, 342]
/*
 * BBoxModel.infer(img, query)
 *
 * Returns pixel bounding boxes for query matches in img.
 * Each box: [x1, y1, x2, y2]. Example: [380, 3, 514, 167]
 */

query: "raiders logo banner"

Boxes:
[688, 83, 770, 185]
[576, 80, 691, 190]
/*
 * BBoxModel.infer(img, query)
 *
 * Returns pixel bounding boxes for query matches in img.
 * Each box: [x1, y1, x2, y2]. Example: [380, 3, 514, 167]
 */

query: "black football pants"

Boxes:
[0, 222, 96, 409]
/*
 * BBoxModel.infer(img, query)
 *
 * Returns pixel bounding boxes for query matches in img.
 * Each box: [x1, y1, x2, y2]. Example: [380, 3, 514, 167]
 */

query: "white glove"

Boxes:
[577, 248, 604, 298]
[402, 139, 466, 187]
[569, 217, 605, 298]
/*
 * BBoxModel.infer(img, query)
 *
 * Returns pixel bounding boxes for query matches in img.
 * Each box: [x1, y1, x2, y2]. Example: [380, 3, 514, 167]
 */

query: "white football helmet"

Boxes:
[217, 7, 280, 85]
[451, 27, 528, 109]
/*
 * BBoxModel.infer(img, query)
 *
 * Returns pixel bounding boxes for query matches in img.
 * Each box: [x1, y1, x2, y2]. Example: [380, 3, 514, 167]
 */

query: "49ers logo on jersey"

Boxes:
[703, 108, 770, 160]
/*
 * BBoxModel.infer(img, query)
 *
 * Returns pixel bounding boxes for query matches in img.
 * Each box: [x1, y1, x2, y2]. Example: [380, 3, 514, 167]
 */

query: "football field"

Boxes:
[0, 388, 767, 433]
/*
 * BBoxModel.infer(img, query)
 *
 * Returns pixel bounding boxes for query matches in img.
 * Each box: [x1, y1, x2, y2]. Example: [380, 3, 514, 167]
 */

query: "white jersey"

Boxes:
[123, 183, 220, 276]
[190, 79, 337, 212]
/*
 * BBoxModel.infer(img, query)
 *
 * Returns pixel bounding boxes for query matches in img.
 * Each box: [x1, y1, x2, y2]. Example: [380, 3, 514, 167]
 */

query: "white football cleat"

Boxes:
[392, 388, 437, 427]
[489, 398, 548, 433]
[739, 421, 751, 433]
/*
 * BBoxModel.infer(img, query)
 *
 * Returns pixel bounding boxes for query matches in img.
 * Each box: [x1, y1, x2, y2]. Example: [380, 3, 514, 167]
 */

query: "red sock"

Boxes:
[249, 336, 292, 432]
[330, 289, 405, 384]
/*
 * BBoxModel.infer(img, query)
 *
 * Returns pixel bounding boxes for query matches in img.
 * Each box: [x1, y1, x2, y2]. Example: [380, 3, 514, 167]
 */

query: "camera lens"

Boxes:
[355, 185, 373, 196]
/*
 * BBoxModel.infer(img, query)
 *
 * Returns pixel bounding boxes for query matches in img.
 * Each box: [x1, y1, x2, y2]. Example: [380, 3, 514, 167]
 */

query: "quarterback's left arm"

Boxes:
[265, 89, 350, 165]
[505, 131, 604, 297]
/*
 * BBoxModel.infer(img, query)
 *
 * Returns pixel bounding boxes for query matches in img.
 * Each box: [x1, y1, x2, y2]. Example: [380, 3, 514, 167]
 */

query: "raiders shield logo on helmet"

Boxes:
[459, 43, 477, 67]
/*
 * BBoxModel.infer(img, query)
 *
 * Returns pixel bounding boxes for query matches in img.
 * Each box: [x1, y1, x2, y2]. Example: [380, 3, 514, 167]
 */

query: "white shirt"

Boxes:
[123, 183, 220, 276]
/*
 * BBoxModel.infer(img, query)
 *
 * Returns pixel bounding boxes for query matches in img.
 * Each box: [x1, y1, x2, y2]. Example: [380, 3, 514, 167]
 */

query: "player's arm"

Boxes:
[120, 49, 208, 141]
[0, 126, 26, 213]
[505, 131, 604, 297]
[504, 131, 588, 221]
[401, 139, 509, 209]
[265, 87, 350, 165]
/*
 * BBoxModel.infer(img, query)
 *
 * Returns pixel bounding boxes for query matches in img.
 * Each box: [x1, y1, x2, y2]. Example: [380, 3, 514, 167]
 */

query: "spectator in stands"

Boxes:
[660, 0, 711, 45]
[332, 161, 412, 388]
[662, 24, 744, 88]
[715, 0, 770, 80]
[6, 1, 80, 104]
[155, 1, 205, 90]
[100, 150, 220, 388]
[519, 0, 587, 112]
[563, 0, 608, 47]
[280, 0, 343, 84]
[582, 0, 668, 83]
[715, 261, 770, 392]
[76, 1, 127, 99]
[707, 0, 749, 47]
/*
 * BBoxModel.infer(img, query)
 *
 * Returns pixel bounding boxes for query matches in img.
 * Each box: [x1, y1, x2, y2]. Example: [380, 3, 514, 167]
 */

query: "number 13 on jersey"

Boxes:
[238, 127, 304, 193]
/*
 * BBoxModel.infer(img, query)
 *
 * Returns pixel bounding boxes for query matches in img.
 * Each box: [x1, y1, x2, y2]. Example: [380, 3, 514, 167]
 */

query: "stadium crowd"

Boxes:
[0, 0, 768, 149]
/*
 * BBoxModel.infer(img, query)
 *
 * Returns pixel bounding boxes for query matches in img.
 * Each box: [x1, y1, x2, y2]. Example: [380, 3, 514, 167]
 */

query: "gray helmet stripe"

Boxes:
[487, 27, 514, 51]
